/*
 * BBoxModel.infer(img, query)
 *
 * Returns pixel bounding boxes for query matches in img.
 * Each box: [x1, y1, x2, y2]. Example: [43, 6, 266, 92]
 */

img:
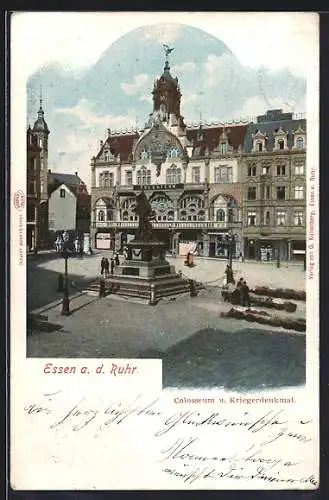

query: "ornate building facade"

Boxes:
[241, 109, 306, 261]
[90, 58, 247, 257]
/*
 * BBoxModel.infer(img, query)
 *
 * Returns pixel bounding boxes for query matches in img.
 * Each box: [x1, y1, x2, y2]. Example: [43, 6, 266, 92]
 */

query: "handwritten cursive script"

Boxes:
[22, 390, 318, 488]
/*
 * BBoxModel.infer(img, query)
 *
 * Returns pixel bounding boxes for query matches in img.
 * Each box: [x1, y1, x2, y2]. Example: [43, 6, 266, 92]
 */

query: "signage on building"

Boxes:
[133, 183, 184, 191]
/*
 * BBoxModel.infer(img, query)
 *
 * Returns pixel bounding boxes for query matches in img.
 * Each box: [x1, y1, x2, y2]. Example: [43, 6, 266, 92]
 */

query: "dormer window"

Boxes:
[220, 142, 228, 155]
[273, 127, 288, 151]
[293, 125, 306, 149]
[252, 130, 267, 152]
[296, 137, 304, 149]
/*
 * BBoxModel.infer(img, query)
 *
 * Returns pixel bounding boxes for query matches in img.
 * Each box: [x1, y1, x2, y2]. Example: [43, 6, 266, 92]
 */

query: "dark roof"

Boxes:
[243, 118, 306, 153]
[186, 125, 248, 156]
[96, 133, 139, 162]
[48, 172, 85, 187]
[32, 107, 50, 134]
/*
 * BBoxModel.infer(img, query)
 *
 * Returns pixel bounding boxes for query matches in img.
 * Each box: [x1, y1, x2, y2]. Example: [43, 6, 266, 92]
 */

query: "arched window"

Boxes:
[166, 165, 181, 184]
[278, 139, 285, 150]
[122, 210, 129, 221]
[227, 208, 234, 223]
[98, 210, 105, 222]
[296, 137, 304, 149]
[179, 195, 204, 220]
[140, 150, 148, 160]
[216, 209, 225, 222]
[257, 142, 263, 152]
[107, 210, 113, 221]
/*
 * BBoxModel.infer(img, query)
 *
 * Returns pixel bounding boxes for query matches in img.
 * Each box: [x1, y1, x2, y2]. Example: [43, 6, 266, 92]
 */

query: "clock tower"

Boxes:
[152, 59, 182, 121]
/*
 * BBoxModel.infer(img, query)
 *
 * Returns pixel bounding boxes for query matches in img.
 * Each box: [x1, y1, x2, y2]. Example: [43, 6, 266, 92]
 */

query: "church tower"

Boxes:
[152, 52, 182, 123]
[32, 90, 50, 202]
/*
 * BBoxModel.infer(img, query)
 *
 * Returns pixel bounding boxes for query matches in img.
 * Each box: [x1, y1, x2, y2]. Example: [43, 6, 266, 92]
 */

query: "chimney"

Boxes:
[75, 171, 78, 176]
[48, 169, 51, 173]
[100, 140, 104, 148]
[107, 128, 111, 137]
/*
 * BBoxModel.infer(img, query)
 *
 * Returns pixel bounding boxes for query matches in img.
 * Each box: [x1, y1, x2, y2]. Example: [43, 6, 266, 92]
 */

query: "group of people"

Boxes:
[231, 277, 251, 307]
[100, 253, 120, 277]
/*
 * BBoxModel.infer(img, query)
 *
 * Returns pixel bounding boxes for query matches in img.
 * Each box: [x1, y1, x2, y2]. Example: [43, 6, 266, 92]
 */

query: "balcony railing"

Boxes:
[93, 220, 242, 230]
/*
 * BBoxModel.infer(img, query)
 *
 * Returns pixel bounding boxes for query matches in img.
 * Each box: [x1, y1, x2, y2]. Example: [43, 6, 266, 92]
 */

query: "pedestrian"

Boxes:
[79, 244, 83, 259]
[241, 280, 251, 307]
[225, 264, 235, 285]
[239, 251, 243, 263]
[104, 257, 110, 277]
[100, 256, 106, 275]
[110, 258, 115, 275]
[115, 253, 120, 266]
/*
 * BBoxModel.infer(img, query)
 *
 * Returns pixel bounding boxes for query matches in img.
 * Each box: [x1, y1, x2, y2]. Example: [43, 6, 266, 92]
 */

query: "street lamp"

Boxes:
[61, 232, 71, 316]
[226, 230, 235, 269]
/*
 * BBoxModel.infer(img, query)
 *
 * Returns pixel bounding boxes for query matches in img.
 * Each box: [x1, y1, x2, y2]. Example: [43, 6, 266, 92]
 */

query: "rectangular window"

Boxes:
[247, 186, 257, 200]
[294, 161, 305, 175]
[294, 211, 304, 226]
[247, 211, 256, 226]
[276, 164, 286, 176]
[126, 171, 132, 186]
[264, 211, 270, 225]
[294, 186, 304, 199]
[60, 188, 66, 198]
[276, 186, 285, 200]
[266, 185, 270, 199]
[247, 165, 257, 177]
[103, 171, 114, 188]
[214, 166, 232, 183]
[192, 167, 200, 183]
[276, 211, 286, 225]
[220, 143, 228, 154]
[262, 165, 270, 175]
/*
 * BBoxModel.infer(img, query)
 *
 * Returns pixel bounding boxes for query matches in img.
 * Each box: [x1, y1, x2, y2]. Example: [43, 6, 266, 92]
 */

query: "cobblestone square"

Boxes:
[27, 252, 306, 389]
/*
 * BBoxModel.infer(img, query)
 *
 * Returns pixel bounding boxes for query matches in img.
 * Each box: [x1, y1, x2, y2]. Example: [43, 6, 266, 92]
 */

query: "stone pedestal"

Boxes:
[106, 239, 190, 303]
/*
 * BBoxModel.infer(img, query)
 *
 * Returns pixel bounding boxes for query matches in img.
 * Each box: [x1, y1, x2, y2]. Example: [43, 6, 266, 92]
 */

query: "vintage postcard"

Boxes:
[10, 11, 319, 490]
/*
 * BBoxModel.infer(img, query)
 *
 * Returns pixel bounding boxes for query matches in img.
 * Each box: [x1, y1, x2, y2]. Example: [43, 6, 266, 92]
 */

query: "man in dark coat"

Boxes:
[104, 258, 110, 277]
[110, 258, 115, 275]
[115, 253, 120, 266]
[241, 280, 251, 307]
[100, 257, 106, 275]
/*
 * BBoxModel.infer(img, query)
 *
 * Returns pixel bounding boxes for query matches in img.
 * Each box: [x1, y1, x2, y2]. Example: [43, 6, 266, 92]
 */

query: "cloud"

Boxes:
[139, 94, 152, 103]
[203, 53, 231, 87]
[143, 23, 181, 44]
[55, 99, 137, 130]
[171, 61, 196, 74]
[121, 73, 149, 95]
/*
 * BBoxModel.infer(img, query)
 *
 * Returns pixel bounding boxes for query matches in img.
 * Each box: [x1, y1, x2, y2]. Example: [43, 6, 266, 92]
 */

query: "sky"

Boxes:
[11, 12, 318, 187]
[13, 11, 317, 79]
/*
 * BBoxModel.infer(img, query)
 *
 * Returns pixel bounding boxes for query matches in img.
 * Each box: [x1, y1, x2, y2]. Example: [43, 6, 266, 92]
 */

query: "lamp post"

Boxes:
[226, 230, 235, 269]
[61, 232, 71, 316]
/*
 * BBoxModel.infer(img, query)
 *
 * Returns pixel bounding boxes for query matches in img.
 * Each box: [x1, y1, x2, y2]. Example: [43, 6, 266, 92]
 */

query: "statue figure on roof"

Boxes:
[163, 44, 175, 60]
